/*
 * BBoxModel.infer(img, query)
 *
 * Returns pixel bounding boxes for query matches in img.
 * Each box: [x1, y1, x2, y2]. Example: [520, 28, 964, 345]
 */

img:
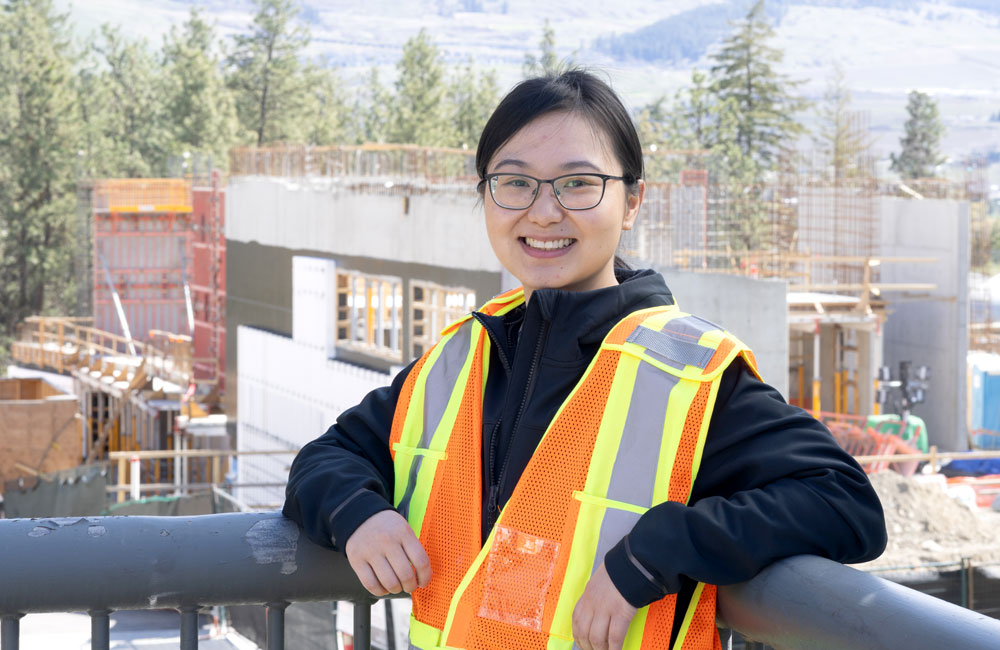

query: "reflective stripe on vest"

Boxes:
[389, 291, 758, 650]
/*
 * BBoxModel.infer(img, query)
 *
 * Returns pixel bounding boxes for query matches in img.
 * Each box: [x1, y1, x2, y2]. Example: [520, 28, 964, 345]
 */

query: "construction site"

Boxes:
[3, 139, 1000, 647]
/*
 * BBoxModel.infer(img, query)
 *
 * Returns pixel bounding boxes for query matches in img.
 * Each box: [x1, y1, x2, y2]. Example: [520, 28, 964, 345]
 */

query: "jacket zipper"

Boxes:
[485, 319, 549, 533]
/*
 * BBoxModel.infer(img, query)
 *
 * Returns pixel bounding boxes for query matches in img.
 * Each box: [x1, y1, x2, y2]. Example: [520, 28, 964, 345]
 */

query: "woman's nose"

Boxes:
[526, 182, 564, 225]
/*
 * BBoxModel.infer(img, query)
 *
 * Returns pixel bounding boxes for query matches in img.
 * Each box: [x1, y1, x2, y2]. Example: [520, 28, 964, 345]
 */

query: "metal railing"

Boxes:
[2, 512, 999, 650]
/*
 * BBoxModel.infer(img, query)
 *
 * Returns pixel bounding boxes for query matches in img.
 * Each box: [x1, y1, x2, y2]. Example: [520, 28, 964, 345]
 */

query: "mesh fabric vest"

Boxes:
[388, 288, 759, 650]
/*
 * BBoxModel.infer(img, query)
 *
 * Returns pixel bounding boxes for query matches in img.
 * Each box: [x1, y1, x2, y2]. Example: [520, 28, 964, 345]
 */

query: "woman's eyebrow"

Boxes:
[492, 159, 603, 172]
[492, 158, 527, 169]
[560, 160, 602, 172]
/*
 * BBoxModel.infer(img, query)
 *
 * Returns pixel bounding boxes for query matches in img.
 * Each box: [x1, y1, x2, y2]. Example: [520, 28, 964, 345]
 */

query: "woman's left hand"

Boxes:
[572, 562, 638, 650]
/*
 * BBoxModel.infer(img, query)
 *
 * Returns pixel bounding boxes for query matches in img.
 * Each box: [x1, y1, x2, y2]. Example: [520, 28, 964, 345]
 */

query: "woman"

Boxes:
[284, 69, 886, 650]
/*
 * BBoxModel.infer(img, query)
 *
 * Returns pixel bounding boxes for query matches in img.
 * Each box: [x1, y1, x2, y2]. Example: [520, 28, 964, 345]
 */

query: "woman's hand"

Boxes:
[572, 562, 638, 650]
[344, 510, 432, 596]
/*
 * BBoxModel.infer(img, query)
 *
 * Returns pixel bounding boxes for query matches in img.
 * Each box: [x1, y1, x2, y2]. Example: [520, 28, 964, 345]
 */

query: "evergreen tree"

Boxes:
[92, 25, 170, 176]
[390, 29, 452, 146]
[0, 0, 81, 337]
[302, 62, 352, 145]
[523, 19, 562, 77]
[356, 66, 392, 144]
[890, 90, 945, 179]
[448, 58, 499, 149]
[226, 0, 310, 146]
[708, 0, 810, 175]
[162, 8, 238, 170]
[75, 51, 119, 179]
[814, 64, 872, 181]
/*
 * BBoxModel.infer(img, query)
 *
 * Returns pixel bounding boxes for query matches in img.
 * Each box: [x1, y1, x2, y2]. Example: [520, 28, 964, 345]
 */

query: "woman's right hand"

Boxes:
[344, 510, 432, 596]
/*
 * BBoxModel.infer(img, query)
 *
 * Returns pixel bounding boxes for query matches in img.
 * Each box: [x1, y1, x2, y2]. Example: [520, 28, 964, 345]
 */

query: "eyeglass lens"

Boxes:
[490, 174, 607, 210]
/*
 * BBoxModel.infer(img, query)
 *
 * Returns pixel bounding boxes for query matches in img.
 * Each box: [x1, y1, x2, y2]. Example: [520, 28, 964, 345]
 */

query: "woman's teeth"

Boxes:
[524, 237, 573, 250]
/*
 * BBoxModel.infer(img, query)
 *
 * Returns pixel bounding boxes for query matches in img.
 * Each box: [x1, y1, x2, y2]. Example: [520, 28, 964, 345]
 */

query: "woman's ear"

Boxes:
[621, 179, 645, 232]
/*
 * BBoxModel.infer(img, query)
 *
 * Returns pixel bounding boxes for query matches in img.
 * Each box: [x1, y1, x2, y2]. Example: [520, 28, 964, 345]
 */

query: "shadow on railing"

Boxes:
[2, 512, 999, 650]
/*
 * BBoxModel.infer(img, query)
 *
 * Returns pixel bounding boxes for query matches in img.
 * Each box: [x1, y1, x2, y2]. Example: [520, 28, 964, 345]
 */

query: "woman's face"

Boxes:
[483, 111, 644, 301]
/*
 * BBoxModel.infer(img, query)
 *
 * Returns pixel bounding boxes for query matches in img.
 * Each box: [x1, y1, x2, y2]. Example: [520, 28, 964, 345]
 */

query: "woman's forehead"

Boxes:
[490, 111, 618, 171]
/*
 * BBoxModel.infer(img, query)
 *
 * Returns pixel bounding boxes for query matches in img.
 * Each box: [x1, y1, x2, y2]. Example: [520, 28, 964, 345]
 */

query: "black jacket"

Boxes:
[283, 269, 886, 608]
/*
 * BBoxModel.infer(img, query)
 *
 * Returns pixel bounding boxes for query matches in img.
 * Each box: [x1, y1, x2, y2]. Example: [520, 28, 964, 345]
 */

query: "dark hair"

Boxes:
[475, 68, 644, 197]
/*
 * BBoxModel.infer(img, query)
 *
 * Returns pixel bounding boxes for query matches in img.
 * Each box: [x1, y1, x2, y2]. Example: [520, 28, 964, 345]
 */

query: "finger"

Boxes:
[354, 563, 387, 597]
[608, 614, 630, 650]
[385, 545, 419, 593]
[401, 535, 433, 587]
[573, 600, 593, 650]
[588, 612, 611, 650]
[370, 555, 404, 594]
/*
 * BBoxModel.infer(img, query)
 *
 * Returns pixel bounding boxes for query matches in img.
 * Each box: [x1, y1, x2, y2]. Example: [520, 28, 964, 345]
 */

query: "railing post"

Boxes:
[1, 614, 23, 650]
[179, 606, 199, 650]
[266, 601, 288, 650]
[90, 609, 111, 650]
[353, 600, 372, 650]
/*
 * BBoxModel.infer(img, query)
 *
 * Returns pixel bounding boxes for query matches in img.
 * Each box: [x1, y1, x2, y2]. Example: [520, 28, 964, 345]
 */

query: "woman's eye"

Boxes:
[500, 177, 530, 188]
[562, 176, 597, 189]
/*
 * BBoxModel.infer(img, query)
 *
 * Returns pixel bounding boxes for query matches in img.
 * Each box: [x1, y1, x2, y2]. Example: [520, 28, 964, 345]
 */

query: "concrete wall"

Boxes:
[879, 197, 969, 450]
[657, 270, 789, 397]
[226, 177, 500, 273]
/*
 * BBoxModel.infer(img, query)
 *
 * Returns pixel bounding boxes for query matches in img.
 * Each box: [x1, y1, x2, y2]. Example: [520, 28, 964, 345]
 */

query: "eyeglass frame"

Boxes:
[483, 172, 633, 211]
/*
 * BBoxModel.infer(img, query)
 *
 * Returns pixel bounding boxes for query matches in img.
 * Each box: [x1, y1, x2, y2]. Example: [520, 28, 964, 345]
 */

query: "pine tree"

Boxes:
[390, 29, 452, 146]
[91, 25, 170, 176]
[162, 8, 238, 170]
[0, 0, 81, 337]
[356, 66, 392, 144]
[301, 62, 352, 145]
[890, 90, 945, 179]
[448, 58, 499, 149]
[522, 19, 563, 77]
[226, 0, 310, 146]
[708, 0, 810, 176]
[815, 64, 872, 181]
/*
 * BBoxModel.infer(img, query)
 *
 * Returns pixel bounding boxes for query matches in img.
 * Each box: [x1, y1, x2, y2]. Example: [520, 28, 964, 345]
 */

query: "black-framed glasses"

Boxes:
[485, 172, 629, 211]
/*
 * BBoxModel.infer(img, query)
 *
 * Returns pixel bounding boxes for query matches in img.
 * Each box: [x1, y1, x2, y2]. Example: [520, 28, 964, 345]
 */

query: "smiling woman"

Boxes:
[283, 69, 888, 650]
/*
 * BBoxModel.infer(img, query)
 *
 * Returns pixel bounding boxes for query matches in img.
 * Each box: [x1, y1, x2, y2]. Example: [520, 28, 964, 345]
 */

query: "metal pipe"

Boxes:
[0, 513, 365, 614]
[179, 607, 199, 650]
[353, 600, 372, 650]
[1, 615, 22, 650]
[4, 514, 1000, 650]
[90, 609, 110, 650]
[716, 555, 1000, 650]
[266, 602, 287, 650]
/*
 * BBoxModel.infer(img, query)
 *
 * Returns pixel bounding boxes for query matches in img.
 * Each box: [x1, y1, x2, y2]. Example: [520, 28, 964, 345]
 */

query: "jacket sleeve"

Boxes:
[603, 358, 888, 608]
[282, 360, 417, 551]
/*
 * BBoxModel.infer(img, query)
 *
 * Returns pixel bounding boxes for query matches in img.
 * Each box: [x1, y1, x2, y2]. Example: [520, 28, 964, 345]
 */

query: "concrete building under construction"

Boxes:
[212, 143, 979, 508]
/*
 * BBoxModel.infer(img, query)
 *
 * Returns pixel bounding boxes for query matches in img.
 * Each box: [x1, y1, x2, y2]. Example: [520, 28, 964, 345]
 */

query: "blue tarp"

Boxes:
[944, 458, 1000, 476]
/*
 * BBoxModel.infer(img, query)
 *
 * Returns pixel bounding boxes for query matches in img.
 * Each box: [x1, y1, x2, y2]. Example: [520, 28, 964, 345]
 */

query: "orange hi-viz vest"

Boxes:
[388, 287, 759, 650]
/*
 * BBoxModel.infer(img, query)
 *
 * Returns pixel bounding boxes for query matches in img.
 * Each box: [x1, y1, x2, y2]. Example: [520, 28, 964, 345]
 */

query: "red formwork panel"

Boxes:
[92, 184, 193, 342]
[91, 176, 226, 395]
[190, 171, 226, 392]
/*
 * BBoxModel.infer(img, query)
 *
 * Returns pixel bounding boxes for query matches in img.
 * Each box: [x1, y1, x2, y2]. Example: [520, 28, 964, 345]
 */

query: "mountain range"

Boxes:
[57, 0, 1000, 159]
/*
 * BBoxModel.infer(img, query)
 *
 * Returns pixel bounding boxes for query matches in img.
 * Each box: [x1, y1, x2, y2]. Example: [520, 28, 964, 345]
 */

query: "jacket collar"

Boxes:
[476, 269, 675, 366]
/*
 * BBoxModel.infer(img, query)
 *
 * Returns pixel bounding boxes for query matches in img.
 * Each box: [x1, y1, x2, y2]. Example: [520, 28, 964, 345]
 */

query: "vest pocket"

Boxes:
[477, 524, 561, 632]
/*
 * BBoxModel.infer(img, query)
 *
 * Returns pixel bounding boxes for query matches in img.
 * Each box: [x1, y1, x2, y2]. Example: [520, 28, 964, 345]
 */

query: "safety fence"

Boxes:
[2, 512, 1000, 650]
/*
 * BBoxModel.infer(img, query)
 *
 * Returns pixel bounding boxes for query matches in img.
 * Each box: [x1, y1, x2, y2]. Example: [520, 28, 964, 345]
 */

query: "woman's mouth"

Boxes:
[519, 236, 576, 258]
[521, 237, 574, 250]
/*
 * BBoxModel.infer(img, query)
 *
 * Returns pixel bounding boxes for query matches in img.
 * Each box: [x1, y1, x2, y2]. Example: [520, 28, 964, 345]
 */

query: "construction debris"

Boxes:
[852, 471, 1000, 570]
